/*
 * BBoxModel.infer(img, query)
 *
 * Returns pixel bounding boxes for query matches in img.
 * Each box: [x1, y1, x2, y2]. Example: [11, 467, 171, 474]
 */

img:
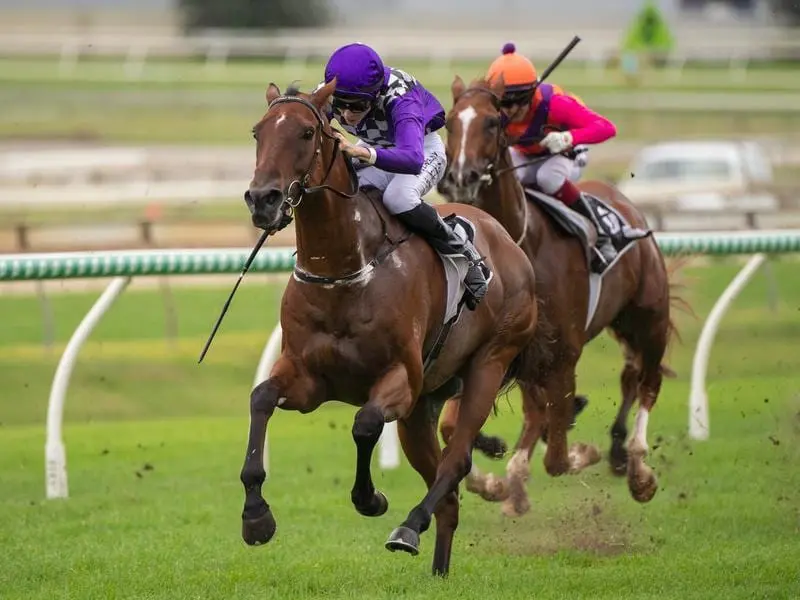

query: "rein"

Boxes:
[265, 94, 409, 286]
[451, 87, 532, 247]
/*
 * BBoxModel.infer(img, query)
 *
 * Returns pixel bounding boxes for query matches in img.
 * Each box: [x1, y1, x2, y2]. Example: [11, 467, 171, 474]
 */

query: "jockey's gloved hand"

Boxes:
[541, 131, 573, 154]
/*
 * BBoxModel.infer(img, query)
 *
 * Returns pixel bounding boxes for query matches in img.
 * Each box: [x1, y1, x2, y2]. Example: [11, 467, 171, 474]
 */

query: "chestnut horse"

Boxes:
[238, 80, 550, 576]
[436, 75, 679, 516]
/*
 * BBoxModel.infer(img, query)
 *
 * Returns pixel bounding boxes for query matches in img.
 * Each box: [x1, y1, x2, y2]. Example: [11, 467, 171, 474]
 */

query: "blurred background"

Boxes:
[1, 4, 799, 596]
[0, 0, 799, 253]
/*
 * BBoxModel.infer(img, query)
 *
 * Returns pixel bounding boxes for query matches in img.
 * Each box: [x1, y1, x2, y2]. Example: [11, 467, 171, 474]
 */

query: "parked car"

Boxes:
[617, 140, 779, 212]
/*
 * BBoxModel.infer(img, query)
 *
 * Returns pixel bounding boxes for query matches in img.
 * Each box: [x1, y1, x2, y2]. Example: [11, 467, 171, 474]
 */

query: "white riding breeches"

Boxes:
[355, 132, 447, 215]
[508, 145, 588, 195]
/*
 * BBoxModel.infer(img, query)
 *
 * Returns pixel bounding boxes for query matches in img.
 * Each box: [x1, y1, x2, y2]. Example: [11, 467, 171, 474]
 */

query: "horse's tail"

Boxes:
[498, 297, 554, 401]
[660, 255, 697, 378]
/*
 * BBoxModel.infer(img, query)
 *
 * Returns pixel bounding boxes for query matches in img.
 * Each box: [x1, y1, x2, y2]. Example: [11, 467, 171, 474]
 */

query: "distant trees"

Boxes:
[769, 0, 800, 26]
[178, 0, 331, 32]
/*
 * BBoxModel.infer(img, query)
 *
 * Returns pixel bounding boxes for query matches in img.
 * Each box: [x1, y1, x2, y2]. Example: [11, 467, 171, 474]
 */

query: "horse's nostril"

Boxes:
[247, 188, 284, 210]
[265, 189, 283, 206]
[466, 170, 481, 185]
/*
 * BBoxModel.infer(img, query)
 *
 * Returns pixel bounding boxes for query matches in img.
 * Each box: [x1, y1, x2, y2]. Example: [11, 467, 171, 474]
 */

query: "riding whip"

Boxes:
[197, 229, 270, 363]
[535, 35, 581, 88]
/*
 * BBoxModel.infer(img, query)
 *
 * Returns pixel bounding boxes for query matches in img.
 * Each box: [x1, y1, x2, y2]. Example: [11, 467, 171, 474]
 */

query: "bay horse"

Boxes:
[436, 75, 680, 516]
[238, 79, 550, 576]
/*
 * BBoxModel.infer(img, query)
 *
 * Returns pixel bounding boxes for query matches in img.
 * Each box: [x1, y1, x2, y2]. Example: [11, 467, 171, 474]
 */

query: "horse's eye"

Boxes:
[302, 128, 314, 140]
[251, 127, 258, 140]
[485, 117, 500, 130]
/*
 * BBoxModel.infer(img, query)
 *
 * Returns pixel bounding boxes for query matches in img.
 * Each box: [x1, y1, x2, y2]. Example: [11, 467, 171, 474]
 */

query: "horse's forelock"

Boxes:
[285, 84, 301, 97]
[468, 76, 492, 91]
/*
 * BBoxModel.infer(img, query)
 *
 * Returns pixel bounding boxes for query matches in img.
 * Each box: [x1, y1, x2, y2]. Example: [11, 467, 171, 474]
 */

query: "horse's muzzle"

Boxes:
[439, 167, 483, 206]
[244, 187, 284, 231]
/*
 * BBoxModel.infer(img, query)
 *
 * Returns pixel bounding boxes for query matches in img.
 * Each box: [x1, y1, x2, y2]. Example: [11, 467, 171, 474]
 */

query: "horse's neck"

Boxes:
[294, 188, 383, 279]
[484, 152, 528, 244]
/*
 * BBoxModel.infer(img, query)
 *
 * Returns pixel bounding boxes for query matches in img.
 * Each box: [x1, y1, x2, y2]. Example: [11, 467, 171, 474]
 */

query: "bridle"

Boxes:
[257, 92, 408, 286]
[257, 94, 360, 215]
[448, 86, 539, 247]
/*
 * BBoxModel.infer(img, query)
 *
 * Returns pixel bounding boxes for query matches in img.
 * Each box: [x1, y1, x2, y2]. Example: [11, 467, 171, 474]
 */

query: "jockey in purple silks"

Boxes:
[317, 42, 489, 309]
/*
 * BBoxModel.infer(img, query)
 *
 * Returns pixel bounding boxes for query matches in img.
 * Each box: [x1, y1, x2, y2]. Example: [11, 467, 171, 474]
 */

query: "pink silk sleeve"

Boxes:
[548, 94, 617, 146]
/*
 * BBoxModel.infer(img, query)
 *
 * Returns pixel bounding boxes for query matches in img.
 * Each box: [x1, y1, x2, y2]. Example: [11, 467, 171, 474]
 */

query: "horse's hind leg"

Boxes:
[440, 394, 510, 503]
[440, 394, 508, 459]
[542, 363, 581, 477]
[386, 347, 518, 575]
[607, 337, 641, 475]
[394, 400, 459, 576]
[350, 363, 416, 518]
[627, 330, 666, 503]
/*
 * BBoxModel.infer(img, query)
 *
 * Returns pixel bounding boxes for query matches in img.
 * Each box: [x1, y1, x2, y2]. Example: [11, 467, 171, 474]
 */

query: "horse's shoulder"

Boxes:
[357, 185, 416, 245]
[359, 185, 384, 206]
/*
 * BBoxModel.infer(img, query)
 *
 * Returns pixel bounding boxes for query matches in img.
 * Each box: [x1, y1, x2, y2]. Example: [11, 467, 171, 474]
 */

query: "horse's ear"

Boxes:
[489, 73, 505, 100]
[266, 83, 281, 104]
[311, 78, 336, 109]
[451, 75, 466, 100]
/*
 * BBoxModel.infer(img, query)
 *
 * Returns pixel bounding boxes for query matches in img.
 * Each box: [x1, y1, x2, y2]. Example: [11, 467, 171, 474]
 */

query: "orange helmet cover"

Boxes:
[487, 42, 537, 89]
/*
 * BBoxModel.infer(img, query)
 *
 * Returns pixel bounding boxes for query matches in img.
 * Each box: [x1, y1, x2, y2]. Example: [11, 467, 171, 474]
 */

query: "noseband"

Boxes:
[259, 93, 409, 286]
[449, 87, 532, 246]
[261, 94, 359, 220]
[451, 87, 547, 187]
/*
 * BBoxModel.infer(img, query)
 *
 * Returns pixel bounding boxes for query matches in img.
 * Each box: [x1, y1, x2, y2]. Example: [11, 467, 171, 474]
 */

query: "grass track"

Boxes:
[0, 260, 799, 598]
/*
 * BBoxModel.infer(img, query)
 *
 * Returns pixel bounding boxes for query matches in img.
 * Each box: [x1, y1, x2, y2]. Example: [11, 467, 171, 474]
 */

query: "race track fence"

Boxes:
[2, 229, 800, 499]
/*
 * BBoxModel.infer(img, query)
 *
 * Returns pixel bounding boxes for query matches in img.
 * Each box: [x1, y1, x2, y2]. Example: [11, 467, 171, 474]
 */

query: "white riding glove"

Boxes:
[541, 131, 574, 154]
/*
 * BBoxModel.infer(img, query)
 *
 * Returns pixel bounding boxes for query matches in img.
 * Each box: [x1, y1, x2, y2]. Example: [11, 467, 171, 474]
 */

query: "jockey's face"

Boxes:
[499, 88, 533, 123]
[340, 108, 369, 126]
[332, 94, 372, 126]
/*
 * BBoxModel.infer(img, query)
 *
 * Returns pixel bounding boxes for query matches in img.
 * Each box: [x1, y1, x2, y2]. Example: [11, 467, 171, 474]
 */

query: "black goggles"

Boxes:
[331, 95, 373, 113]
[499, 90, 534, 108]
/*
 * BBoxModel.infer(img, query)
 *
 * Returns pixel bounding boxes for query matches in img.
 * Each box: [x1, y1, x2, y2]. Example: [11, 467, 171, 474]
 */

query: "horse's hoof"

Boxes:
[574, 394, 589, 416]
[501, 496, 530, 518]
[609, 445, 628, 476]
[355, 490, 389, 517]
[629, 469, 658, 503]
[242, 506, 277, 546]
[385, 526, 420, 556]
[610, 459, 628, 476]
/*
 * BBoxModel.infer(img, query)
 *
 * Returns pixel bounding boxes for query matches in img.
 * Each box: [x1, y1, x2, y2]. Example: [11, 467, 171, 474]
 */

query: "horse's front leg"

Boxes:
[240, 355, 321, 546]
[350, 362, 416, 517]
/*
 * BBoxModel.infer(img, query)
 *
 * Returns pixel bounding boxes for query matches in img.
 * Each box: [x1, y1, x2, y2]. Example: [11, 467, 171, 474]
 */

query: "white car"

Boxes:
[617, 140, 779, 213]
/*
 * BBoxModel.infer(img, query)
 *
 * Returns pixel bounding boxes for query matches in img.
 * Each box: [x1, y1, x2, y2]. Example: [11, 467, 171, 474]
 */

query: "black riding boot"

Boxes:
[396, 202, 489, 310]
[572, 193, 650, 271]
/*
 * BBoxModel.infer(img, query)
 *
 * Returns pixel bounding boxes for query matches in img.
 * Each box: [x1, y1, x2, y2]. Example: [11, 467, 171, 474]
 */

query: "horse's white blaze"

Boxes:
[275, 114, 287, 127]
[456, 106, 477, 180]
[630, 407, 650, 454]
[353, 209, 362, 222]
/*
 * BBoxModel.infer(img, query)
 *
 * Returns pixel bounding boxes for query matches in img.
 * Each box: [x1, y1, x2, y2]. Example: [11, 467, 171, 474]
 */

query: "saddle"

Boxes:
[523, 187, 651, 330]
[523, 187, 649, 274]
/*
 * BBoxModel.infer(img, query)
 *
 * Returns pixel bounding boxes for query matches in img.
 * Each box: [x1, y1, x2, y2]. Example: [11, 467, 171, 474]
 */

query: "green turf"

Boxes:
[0, 259, 798, 598]
[2, 57, 799, 91]
[1, 57, 799, 144]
